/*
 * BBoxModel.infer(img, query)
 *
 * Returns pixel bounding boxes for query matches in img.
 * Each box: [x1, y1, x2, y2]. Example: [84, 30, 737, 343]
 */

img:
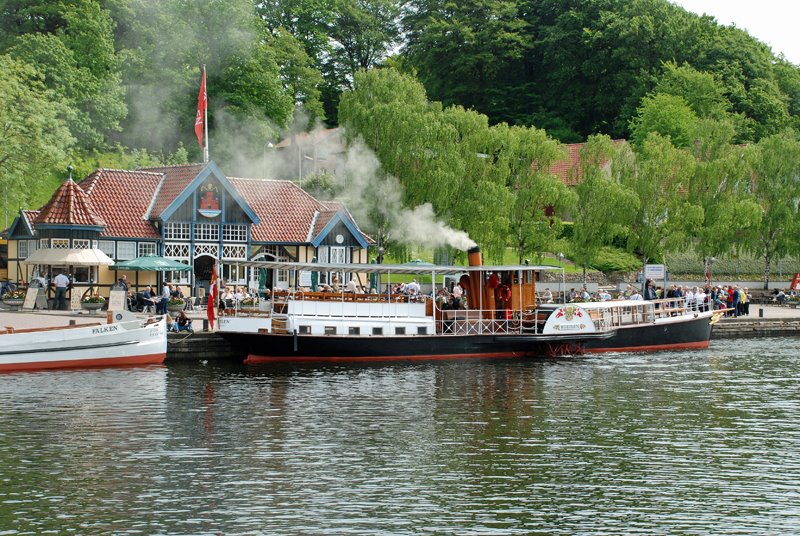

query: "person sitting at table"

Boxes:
[175, 310, 193, 333]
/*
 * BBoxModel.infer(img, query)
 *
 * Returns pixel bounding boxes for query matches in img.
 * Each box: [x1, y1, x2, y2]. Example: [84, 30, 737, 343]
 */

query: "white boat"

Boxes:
[0, 312, 167, 372]
[217, 247, 720, 363]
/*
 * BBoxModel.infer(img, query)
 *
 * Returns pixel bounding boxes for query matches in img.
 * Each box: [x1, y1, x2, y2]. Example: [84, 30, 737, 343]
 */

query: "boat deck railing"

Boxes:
[222, 294, 707, 336]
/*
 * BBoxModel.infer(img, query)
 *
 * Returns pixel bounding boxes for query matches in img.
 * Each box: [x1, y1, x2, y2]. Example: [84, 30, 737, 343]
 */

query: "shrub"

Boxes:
[167, 297, 185, 306]
[591, 247, 641, 272]
[81, 294, 106, 304]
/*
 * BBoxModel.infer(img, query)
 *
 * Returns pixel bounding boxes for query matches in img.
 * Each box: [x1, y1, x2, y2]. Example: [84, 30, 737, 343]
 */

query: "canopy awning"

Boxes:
[22, 248, 115, 266]
[110, 255, 192, 271]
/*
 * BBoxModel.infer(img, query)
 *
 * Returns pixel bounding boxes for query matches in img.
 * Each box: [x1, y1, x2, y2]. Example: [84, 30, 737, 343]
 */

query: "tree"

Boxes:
[652, 62, 731, 120]
[0, 55, 74, 221]
[110, 0, 302, 162]
[744, 130, 800, 288]
[571, 135, 639, 283]
[615, 133, 703, 271]
[629, 93, 699, 148]
[402, 0, 531, 125]
[687, 118, 761, 262]
[1, 0, 126, 148]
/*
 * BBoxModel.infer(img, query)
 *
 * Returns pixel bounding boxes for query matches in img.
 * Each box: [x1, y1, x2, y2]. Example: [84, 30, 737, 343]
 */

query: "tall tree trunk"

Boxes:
[582, 264, 587, 286]
[763, 251, 772, 290]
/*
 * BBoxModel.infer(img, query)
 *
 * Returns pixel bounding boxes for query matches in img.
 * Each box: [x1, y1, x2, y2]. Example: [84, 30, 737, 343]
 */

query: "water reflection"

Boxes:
[0, 338, 799, 534]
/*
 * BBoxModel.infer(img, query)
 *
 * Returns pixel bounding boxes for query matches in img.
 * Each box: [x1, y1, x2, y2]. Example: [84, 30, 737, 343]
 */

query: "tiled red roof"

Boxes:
[548, 140, 626, 186]
[320, 201, 374, 244]
[79, 169, 163, 238]
[34, 179, 105, 227]
[312, 209, 338, 238]
[548, 143, 583, 186]
[229, 178, 322, 242]
[22, 210, 40, 230]
[139, 163, 204, 217]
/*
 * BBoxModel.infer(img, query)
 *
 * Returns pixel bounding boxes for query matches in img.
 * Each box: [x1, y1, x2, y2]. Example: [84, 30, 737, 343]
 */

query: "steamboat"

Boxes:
[217, 247, 718, 363]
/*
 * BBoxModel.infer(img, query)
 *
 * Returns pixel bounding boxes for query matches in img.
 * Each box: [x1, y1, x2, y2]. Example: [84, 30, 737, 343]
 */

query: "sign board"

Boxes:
[108, 290, 127, 312]
[70, 289, 82, 311]
[35, 288, 48, 310]
[299, 270, 312, 288]
[22, 288, 38, 310]
[644, 264, 666, 280]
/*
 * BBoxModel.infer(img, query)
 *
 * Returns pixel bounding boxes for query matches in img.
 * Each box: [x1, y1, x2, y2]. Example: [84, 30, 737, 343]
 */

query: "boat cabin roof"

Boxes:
[538, 300, 656, 310]
[237, 259, 562, 275]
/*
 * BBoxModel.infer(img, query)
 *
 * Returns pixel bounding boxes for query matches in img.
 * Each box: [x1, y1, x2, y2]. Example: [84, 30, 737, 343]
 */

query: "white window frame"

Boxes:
[98, 240, 115, 257]
[194, 223, 219, 242]
[138, 242, 157, 257]
[164, 222, 191, 241]
[51, 238, 69, 249]
[117, 242, 136, 260]
[223, 224, 247, 242]
[18, 240, 28, 259]
[73, 239, 90, 249]
[39, 238, 49, 249]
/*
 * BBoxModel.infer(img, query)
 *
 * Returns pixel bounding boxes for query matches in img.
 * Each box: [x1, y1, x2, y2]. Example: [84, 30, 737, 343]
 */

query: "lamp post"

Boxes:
[557, 252, 565, 303]
[708, 257, 716, 288]
[263, 142, 274, 179]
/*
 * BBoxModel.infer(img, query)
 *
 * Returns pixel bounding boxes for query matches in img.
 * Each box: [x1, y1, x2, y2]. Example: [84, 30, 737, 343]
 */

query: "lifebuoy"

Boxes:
[497, 285, 512, 302]
[487, 274, 499, 289]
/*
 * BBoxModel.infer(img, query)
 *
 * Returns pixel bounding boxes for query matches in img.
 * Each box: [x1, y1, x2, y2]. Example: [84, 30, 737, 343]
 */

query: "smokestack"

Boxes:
[467, 246, 483, 313]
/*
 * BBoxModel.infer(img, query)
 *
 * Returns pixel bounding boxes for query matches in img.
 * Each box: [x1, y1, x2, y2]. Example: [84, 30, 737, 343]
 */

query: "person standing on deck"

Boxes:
[644, 280, 657, 301]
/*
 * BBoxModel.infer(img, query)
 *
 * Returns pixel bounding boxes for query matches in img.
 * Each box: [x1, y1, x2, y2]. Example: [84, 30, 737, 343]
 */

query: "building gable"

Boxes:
[155, 161, 260, 225]
[310, 210, 369, 248]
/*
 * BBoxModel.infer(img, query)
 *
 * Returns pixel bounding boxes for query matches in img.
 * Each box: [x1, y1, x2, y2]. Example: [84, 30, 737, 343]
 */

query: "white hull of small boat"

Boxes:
[0, 314, 167, 372]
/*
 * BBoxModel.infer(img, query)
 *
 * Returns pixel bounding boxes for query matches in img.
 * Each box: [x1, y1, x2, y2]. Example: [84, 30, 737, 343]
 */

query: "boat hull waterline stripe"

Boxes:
[0, 352, 166, 372]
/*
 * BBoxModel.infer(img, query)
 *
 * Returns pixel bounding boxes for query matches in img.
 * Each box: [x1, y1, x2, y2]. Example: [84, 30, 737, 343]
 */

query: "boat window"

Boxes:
[324, 326, 336, 335]
[395, 327, 406, 335]
[348, 327, 360, 335]
[299, 325, 310, 334]
[417, 326, 427, 335]
[372, 327, 383, 335]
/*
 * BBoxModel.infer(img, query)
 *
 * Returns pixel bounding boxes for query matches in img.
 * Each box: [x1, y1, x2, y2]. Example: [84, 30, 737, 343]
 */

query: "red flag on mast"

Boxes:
[207, 262, 218, 330]
[195, 67, 207, 148]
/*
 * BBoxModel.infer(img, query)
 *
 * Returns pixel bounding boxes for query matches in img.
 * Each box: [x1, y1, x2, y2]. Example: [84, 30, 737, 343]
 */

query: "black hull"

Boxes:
[582, 313, 713, 353]
[219, 331, 614, 363]
[220, 314, 714, 363]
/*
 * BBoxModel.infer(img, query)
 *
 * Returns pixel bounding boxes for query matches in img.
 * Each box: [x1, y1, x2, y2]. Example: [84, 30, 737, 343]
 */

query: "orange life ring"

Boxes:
[497, 285, 512, 302]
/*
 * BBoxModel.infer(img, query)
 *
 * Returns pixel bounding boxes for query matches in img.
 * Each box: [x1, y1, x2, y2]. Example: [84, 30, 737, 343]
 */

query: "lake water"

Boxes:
[1, 337, 799, 534]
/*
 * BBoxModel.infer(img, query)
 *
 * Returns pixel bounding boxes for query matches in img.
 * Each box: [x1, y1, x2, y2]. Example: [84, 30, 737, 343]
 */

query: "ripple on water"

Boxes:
[0, 340, 799, 534]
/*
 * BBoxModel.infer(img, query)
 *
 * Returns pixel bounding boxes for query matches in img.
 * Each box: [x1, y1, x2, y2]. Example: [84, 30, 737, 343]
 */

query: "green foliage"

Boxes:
[616, 134, 703, 265]
[591, 247, 642, 273]
[630, 93, 699, 148]
[339, 67, 572, 261]
[2, 0, 126, 148]
[0, 54, 74, 217]
[743, 130, 800, 286]
[571, 135, 638, 281]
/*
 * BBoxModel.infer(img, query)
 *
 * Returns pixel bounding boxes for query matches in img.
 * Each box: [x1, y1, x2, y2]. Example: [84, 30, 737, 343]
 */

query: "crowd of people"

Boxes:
[558, 280, 752, 317]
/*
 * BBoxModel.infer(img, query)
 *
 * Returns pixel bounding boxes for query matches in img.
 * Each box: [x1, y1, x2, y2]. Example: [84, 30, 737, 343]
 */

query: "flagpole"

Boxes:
[203, 64, 209, 164]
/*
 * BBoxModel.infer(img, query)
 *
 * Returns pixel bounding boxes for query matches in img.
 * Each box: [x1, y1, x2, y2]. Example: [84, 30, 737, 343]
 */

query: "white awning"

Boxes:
[22, 248, 115, 266]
